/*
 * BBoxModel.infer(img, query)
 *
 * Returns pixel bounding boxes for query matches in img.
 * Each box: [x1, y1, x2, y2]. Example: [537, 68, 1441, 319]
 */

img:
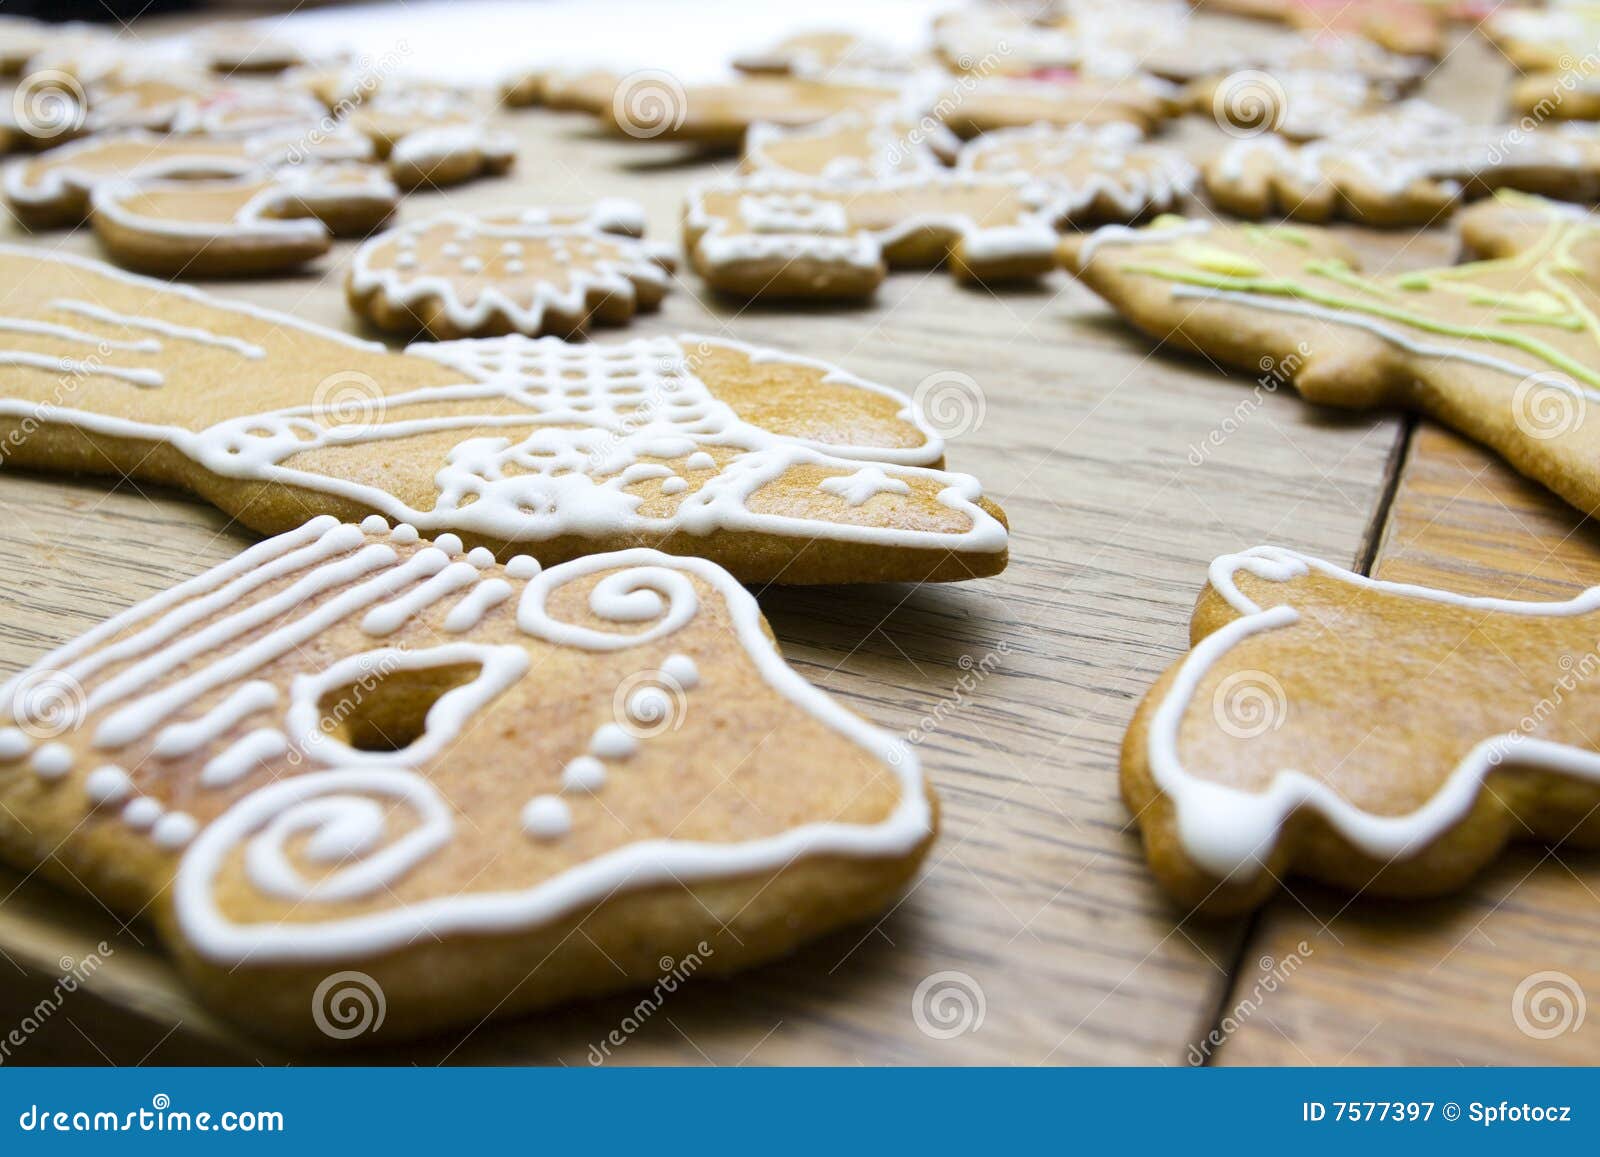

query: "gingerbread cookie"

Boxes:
[1194, 68, 1382, 143]
[1202, 104, 1600, 225]
[386, 125, 517, 190]
[0, 246, 1008, 583]
[4, 129, 374, 229]
[684, 170, 1063, 298]
[741, 109, 958, 179]
[1122, 545, 1600, 913]
[179, 23, 306, 74]
[931, 8, 1080, 77]
[520, 68, 622, 114]
[343, 86, 494, 157]
[90, 164, 399, 277]
[934, 75, 1181, 138]
[167, 85, 333, 137]
[0, 14, 54, 75]
[1068, 194, 1600, 517]
[600, 75, 904, 150]
[347, 204, 674, 340]
[732, 30, 914, 77]
[84, 69, 220, 133]
[1195, 0, 1445, 59]
[957, 122, 1194, 224]
[1510, 72, 1600, 125]
[0, 517, 937, 1042]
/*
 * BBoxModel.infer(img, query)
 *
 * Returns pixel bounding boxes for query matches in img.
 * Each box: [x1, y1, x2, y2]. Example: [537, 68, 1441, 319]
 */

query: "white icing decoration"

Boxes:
[152, 681, 278, 759]
[506, 555, 541, 579]
[442, 578, 513, 633]
[660, 476, 688, 495]
[1149, 545, 1600, 880]
[390, 523, 420, 544]
[286, 644, 529, 770]
[359, 556, 476, 636]
[0, 727, 29, 760]
[360, 515, 389, 533]
[820, 466, 912, 506]
[50, 299, 267, 360]
[435, 533, 464, 556]
[467, 546, 495, 568]
[521, 794, 571, 839]
[561, 755, 606, 793]
[685, 451, 716, 471]
[122, 796, 162, 830]
[200, 728, 288, 788]
[84, 764, 131, 806]
[31, 743, 72, 779]
[590, 722, 639, 759]
[661, 654, 699, 690]
[151, 811, 199, 850]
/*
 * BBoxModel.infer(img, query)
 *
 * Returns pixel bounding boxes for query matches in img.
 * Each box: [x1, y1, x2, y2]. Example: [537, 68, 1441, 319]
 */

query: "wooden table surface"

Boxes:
[0, 15, 1594, 1065]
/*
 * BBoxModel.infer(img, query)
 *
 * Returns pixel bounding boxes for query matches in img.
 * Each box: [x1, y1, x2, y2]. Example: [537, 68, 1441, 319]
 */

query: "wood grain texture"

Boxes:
[5, 12, 1550, 1066]
[1216, 425, 1600, 1065]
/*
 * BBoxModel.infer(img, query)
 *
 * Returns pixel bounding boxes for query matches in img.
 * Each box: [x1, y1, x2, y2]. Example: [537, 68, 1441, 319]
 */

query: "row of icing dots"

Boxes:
[523, 652, 702, 842]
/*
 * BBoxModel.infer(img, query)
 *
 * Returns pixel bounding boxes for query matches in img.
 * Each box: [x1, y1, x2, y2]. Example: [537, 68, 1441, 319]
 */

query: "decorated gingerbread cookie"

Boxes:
[1067, 194, 1600, 517]
[342, 88, 516, 188]
[1193, 68, 1383, 142]
[84, 69, 220, 133]
[600, 75, 905, 151]
[732, 29, 915, 77]
[0, 14, 54, 75]
[347, 204, 674, 339]
[684, 170, 1064, 299]
[90, 164, 400, 277]
[957, 122, 1194, 225]
[166, 85, 333, 137]
[1202, 104, 1600, 225]
[1122, 545, 1600, 913]
[3, 129, 374, 229]
[0, 246, 1008, 583]
[0, 517, 937, 1042]
[519, 67, 622, 114]
[740, 109, 959, 179]
[178, 23, 306, 74]
[934, 75, 1181, 139]
[1195, 0, 1445, 59]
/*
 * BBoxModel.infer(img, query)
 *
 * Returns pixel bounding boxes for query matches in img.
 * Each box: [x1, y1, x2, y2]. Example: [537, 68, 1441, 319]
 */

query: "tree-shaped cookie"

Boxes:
[684, 170, 1064, 299]
[1122, 546, 1600, 913]
[1203, 103, 1600, 225]
[347, 204, 675, 339]
[90, 164, 399, 277]
[0, 518, 936, 1041]
[0, 245, 1008, 583]
[1068, 193, 1600, 517]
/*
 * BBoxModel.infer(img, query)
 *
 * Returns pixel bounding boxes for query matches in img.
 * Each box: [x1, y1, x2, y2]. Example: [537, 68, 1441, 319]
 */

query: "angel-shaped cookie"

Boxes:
[0, 245, 1007, 583]
[347, 203, 673, 339]
[0, 518, 936, 1041]
[90, 164, 399, 277]
[1123, 546, 1600, 913]
[1069, 194, 1600, 518]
